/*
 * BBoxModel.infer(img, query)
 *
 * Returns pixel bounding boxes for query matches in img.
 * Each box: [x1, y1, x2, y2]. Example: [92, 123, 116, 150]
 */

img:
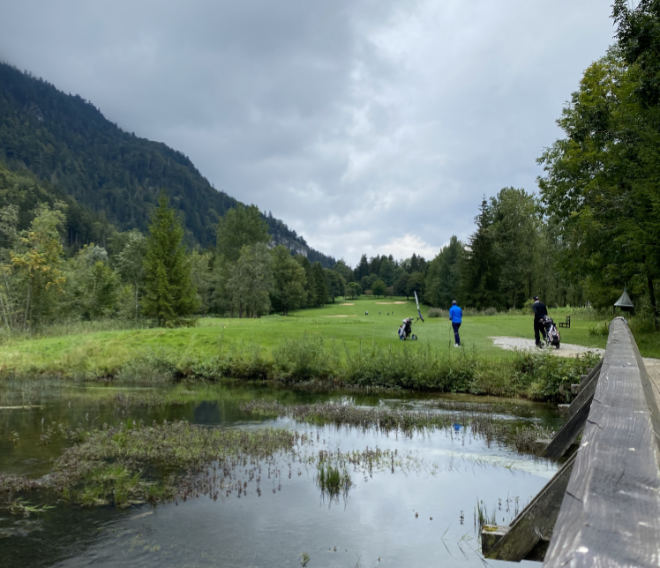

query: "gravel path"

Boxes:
[490, 336, 660, 396]
[490, 336, 605, 358]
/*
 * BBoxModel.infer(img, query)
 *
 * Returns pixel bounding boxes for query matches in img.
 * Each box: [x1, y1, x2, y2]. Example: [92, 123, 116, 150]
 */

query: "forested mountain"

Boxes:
[0, 62, 333, 265]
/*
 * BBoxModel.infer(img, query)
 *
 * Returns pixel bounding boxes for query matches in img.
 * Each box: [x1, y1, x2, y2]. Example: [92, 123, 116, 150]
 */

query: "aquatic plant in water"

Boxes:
[46, 420, 306, 507]
[474, 494, 521, 534]
[316, 450, 352, 502]
[0, 394, 551, 520]
[240, 399, 546, 453]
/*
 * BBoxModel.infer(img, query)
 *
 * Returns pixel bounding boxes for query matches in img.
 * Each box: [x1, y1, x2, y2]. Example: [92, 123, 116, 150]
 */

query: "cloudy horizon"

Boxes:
[0, 1, 616, 266]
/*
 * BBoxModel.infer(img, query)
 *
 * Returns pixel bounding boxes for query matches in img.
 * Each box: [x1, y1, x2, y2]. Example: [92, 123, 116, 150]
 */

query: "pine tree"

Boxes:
[142, 195, 198, 326]
[463, 199, 499, 309]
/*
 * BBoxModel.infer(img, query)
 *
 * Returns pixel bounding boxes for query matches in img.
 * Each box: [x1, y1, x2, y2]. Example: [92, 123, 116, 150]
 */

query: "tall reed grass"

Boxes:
[0, 331, 598, 401]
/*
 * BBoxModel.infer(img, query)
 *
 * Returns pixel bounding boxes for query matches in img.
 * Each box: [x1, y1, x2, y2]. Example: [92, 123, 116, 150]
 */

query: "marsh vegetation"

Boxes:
[2, 376, 563, 567]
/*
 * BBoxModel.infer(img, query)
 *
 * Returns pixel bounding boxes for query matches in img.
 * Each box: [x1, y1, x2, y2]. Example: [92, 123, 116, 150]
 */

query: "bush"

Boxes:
[115, 353, 177, 385]
[343, 342, 478, 392]
[272, 336, 337, 383]
[510, 351, 600, 402]
[589, 322, 610, 337]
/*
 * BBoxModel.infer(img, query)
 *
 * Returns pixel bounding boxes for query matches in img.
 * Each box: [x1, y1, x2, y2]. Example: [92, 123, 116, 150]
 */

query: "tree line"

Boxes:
[0, 194, 334, 330]
[0, 1, 656, 330]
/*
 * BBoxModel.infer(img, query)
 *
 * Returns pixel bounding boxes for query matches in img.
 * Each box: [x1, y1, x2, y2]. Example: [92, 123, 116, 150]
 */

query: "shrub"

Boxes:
[511, 351, 599, 402]
[115, 353, 177, 385]
[272, 336, 337, 383]
[343, 342, 478, 392]
[589, 322, 609, 337]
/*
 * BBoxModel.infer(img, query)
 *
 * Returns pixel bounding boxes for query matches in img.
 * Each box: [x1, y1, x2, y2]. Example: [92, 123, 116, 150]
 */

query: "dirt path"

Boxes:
[490, 336, 604, 358]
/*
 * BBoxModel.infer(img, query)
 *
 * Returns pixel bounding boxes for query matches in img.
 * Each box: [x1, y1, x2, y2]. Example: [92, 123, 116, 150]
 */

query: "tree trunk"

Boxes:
[647, 270, 658, 330]
[134, 282, 139, 320]
[23, 281, 31, 331]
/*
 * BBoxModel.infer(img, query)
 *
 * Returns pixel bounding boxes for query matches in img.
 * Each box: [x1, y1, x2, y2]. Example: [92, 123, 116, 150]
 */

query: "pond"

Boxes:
[1, 381, 562, 567]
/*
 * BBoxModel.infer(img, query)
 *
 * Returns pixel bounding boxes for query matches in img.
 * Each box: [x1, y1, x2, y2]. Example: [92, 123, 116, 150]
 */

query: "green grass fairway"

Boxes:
[0, 298, 607, 376]
[258, 301, 611, 355]
[0, 298, 653, 385]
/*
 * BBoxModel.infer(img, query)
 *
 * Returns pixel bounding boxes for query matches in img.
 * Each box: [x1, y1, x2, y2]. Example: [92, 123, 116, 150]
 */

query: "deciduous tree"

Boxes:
[8, 203, 66, 329]
[64, 244, 119, 320]
[539, 49, 659, 317]
[228, 243, 272, 317]
[214, 204, 270, 313]
[115, 230, 146, 320]
[270, 245, 306, 315]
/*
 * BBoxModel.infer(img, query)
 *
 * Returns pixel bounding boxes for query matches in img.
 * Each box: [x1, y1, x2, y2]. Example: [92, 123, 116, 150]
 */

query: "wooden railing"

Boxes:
[482, 317, 660, 566]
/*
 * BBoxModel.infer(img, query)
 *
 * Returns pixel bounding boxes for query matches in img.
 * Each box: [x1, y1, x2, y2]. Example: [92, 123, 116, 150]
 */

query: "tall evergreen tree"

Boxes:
[332, 259, 354, 286]
[295, 254, 313, 308]
[463, 199, 499, 309]
[354, 254, 370, 282]
[424, 236, 465, 308]
[310, 262, 329, 306]
[142, 195, 198, 326]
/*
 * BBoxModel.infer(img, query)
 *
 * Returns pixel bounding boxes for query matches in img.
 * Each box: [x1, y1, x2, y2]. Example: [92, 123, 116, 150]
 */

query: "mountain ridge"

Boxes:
[0, 61, 334, 266]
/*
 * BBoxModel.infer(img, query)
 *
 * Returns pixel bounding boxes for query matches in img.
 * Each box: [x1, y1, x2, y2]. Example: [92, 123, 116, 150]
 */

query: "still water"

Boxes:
[1, 383, 561, 567]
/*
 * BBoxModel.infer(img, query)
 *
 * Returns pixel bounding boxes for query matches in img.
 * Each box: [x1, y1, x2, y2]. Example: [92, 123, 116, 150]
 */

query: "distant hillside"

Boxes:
[0, 162, 116, 250]
[0, 62, 334, 265]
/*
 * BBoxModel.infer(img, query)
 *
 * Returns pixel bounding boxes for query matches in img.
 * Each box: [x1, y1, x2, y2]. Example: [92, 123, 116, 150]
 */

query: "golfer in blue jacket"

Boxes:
[449, 300, 462, 347]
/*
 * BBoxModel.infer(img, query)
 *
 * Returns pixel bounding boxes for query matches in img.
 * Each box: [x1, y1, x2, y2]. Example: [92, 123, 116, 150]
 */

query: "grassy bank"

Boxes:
[0, 298, 631, 400]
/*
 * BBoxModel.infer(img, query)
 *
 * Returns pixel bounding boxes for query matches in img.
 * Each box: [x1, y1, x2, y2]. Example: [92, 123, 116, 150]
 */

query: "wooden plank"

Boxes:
[543, 318, 660, 567]
[578, 359, 603, 389]
[541, 398, 591, 460]
[564, 360, 602, 423]
[541, 361, 602, 460]
[482, 453, 575, 561]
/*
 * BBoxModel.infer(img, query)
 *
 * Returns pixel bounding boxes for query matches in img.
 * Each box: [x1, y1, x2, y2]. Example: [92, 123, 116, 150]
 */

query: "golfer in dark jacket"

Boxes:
[532, 296, 548, 347]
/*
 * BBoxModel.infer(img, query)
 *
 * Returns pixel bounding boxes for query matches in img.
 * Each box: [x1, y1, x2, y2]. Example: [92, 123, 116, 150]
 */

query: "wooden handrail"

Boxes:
[543, 317, 660, 567]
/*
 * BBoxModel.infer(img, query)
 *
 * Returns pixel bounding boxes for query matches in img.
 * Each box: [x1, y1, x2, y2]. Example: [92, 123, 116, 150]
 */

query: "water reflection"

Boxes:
[1, 382, 558, 567]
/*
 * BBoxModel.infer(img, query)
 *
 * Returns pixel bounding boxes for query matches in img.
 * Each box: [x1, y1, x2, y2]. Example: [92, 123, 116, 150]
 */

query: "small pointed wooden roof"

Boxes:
[614, 288, 634, 309]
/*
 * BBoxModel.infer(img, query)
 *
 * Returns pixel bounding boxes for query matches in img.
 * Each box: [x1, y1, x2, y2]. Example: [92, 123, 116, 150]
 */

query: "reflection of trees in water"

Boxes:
[193, 401, 221, 424]
[240, 399, 552, 452]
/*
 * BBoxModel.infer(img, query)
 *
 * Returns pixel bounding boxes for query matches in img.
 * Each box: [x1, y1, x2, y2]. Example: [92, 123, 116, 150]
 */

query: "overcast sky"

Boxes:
[0, 1, 616, 267]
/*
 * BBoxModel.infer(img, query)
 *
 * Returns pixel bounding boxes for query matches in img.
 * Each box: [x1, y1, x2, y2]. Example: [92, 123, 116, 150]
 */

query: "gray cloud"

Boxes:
[0, 0, 615, 266]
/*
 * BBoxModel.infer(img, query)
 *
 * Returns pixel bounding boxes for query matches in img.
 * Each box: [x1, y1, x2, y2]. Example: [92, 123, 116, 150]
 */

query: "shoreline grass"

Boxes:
[0, 298, 615, 401]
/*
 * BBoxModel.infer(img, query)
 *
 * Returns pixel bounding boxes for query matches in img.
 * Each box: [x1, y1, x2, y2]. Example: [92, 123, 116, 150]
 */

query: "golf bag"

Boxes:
[541, 315, 560, 349]
[398, 317, 417, 340]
